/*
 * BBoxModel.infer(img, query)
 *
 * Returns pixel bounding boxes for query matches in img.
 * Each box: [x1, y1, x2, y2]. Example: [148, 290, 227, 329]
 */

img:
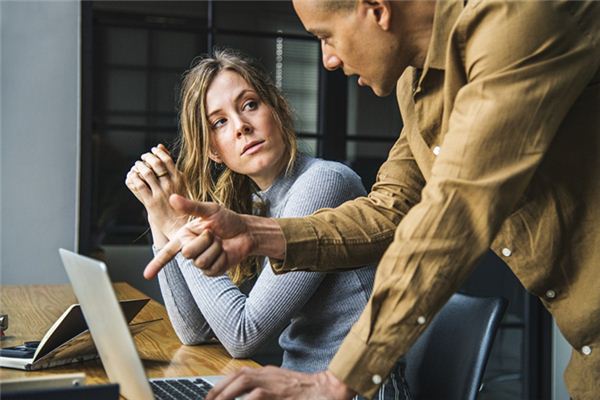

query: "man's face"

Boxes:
[293, 0, 402, 97]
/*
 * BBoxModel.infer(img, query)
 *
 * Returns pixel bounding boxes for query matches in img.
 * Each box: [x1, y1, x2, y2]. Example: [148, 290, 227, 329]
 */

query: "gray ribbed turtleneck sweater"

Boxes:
[156, 154, 376, 372]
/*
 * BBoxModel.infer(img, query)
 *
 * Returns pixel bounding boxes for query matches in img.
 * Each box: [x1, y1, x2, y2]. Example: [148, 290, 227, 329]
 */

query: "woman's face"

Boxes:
[205, 70, 287, 190]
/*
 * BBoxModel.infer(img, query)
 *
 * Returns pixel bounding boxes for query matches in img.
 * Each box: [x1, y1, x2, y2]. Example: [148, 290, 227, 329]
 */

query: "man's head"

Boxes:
[292, 0, 435, 97]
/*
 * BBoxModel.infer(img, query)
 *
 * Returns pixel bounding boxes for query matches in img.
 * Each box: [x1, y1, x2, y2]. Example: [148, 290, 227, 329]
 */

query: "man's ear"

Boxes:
[359, 0, 391, 31]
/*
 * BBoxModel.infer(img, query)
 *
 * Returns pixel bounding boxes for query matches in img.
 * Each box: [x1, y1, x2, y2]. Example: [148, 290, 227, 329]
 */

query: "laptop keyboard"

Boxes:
[150, 377, 213, 400]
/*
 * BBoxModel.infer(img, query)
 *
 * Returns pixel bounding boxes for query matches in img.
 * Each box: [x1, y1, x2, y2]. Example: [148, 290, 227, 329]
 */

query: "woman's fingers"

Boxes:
[157, 143, 170, 155]
[126, 168, 151, 202]
[140, 152, 169, 178]
[134, 160, 161, 193]
[152, 144, 178, 176]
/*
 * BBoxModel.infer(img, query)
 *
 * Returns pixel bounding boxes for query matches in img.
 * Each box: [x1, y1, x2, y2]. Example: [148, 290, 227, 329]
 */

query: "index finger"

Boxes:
[157, 143, 171, 156]
[143, 237, 182, 279]
[151, 145, 177, 176]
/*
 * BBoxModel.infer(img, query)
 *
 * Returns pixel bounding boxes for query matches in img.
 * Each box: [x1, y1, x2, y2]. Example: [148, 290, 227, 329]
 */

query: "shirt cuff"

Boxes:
[269, 218, 319, 273]
[328, 331, 400, 399]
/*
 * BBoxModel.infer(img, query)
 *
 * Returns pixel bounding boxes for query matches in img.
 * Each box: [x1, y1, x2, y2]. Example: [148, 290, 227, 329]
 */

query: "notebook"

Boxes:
[0, 299, 157, 370]
[58, 249, 224, 400]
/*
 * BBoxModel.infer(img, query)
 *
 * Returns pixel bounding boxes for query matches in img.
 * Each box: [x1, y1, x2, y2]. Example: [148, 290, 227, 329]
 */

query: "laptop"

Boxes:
[2, 383, 120, 400]
[58, 248, 222, 400]
[0, 373, 119, 400]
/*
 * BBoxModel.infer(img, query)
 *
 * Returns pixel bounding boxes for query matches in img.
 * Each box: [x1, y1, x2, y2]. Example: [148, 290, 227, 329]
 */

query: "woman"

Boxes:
[126, 49, 409, 399]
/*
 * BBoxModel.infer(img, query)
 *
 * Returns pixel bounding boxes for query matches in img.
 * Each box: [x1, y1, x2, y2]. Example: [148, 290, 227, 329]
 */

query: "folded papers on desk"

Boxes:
[0, 298, 160, 370]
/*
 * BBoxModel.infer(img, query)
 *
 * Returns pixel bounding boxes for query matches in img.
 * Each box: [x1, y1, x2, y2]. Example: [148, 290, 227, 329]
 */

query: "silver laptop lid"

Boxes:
[59, 249, 154, 400]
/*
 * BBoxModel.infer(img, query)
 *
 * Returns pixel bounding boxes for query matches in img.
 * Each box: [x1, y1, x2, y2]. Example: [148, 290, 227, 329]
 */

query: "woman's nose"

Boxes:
[236, 120, 252, 137]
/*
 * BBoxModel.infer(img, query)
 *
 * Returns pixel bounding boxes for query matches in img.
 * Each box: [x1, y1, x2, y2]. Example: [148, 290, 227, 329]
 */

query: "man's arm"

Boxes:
[145, 133, 423, 278]
[328, 2, 600, 397]
[144, 196, 285, 279]
[272, 129, 425, 272]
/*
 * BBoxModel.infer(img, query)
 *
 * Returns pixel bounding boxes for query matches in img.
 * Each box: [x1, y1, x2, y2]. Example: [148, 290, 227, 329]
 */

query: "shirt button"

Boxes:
[501, 248, 512, 257]
[432, 146, 441, 156]
[372, 374, 382, 384]
[417, 316, 426, 325]
[545, 289, 556, 299]
[582, 346, 592, 356]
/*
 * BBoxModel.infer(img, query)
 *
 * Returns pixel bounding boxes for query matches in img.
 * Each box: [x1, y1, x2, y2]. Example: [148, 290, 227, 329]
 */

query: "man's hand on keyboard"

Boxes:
[206, 366, 355, 400]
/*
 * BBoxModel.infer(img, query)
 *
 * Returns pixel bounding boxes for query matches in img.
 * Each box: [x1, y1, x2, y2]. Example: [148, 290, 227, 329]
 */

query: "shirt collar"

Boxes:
[420, 0, 465, 76]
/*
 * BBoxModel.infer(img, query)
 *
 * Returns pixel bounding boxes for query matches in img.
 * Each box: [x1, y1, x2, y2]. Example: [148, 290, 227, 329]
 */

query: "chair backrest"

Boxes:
[404, 293, 507, 400]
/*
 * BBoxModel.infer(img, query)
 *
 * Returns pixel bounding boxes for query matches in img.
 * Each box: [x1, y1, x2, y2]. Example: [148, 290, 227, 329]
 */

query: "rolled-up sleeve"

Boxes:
[272, 128, 425, 272]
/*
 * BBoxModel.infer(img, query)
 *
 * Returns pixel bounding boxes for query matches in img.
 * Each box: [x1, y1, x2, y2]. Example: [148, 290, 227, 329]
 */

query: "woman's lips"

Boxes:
[242, 140, 265, 155]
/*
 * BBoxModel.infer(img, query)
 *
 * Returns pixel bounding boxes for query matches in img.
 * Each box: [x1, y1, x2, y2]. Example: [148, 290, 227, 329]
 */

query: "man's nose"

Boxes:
[321, 43, 341, 71]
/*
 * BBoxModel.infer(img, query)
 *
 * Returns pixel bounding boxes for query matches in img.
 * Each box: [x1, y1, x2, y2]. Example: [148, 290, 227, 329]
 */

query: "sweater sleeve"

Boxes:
[160, 162, 367, 358]
[156, 250, 214, 345]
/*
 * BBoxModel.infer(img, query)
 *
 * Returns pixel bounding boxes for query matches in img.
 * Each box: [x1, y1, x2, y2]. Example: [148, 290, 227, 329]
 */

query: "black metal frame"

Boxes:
[79, 1, 94, 256]
[524, 294, 553, 399]
[318, 67, 348, 161]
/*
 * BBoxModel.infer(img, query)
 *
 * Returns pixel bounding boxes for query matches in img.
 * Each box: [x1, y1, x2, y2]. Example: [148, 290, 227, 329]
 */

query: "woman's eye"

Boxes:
[243, 100, 258, 111]
[212, 118, 226, 129]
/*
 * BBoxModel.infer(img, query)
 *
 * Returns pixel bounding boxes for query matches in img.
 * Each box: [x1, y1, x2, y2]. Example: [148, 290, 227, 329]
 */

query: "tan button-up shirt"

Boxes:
[273, 1, 600, 398]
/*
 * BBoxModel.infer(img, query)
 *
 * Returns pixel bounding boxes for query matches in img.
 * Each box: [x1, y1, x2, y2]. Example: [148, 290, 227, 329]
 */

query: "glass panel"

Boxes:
[280, 40, 319, 133]
[214, 35, 278, 72]
[104, 115, 148, 127]
[106, 70, 147, 112]
[346, 76, 402, 138]
[153, 71, 183, 113]
[478, 325, 523, 399]
[152, 115, 179, 129]
[346, 140, 395, 161]
[149, 132, 180, 152]
[92, 128, 180, 245]
[215, 34, 319, 133]
[214, 1, 310, 36]
[461, 251, 525, 399]
[298, 138, 318, 156]
[345, 140, 394, 190]
[94, 1, 208, 20]
[102, 129, 149, 160]
[153, 30, 204, 68]
[104, 27, 148, 66]
[92, 129, 147, 246]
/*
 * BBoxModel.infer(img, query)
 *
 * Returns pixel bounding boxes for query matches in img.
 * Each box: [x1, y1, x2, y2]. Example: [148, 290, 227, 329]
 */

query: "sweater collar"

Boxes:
[254, 153, 309, 213]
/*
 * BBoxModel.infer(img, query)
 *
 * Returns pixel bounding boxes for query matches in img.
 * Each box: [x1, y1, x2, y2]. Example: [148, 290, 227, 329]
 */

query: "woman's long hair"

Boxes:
[177, 49, 297, 285]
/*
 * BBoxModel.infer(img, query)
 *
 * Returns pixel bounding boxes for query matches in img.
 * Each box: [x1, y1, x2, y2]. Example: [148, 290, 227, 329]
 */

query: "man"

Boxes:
[145, 0, 599, 399]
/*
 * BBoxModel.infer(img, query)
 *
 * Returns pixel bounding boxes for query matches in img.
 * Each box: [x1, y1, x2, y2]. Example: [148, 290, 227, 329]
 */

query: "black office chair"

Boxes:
[404, 293, 508, 400]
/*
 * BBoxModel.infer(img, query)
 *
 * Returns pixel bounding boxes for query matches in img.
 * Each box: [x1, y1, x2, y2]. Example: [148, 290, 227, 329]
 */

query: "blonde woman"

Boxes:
[126, 49, 409, 399]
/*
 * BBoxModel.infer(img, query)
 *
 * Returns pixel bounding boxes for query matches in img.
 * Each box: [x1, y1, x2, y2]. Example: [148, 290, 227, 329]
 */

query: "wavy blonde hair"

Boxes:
[177, 49, 297, 285]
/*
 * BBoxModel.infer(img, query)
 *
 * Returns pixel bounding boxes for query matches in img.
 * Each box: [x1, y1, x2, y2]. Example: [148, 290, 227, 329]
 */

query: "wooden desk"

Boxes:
[0, 283, 258, 384]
